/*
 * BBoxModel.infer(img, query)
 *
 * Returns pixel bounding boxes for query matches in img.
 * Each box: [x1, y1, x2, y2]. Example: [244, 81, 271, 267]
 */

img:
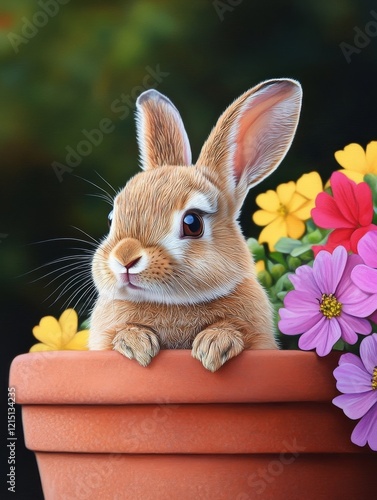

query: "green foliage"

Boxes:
[248, 220, 329, 348]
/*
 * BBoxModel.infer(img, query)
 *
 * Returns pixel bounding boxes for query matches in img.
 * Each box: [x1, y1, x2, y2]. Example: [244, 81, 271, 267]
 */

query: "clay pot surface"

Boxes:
[9, 350, 377, 499]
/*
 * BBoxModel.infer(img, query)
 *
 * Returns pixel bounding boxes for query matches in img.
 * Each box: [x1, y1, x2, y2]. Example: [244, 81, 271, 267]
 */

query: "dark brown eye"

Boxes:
[182, 212, 204, 238]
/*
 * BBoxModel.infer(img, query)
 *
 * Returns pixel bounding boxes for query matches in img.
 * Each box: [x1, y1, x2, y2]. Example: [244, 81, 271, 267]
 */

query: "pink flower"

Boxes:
[351, 231, 377, 323]
[311, 172, 377, 254]
[333, 334, 377, 451]
[278, 246, 374, 356]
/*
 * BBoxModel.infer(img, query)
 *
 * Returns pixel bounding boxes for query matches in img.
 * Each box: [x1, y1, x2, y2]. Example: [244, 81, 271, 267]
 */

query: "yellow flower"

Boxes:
[30, 309, 89, 352]
[335, 141, 377, 183]
[252, 172, 323, 251]
[255, 260, 265, 273]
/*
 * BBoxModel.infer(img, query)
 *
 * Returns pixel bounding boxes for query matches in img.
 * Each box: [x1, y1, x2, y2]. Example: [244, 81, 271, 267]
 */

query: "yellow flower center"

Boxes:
[319, 293, 342, 319]
[372, 367, 377, 390]
[278, 204, 288, 216]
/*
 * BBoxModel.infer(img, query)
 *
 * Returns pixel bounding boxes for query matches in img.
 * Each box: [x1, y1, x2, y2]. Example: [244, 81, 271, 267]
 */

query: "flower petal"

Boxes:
[292, 199, 315, 220]
[59, 309, 78, 346]
[336, 169, 365, 184]
[278, 307, 322, 335]
[32, 316, 62, 349]
[64, 330, 89, 350]
[29, 343, 54, 352]
[333, 361, 373, 393]
[312, 192, 352, 229]
[338, 315, 371, 340]
[330, 172, 361, 226]
[289, 265, 319, 295]
[325, 228, 354, 252]
[357, 231, 377, 267]
[276, 181, 295, 206]
[365, 141, 377, 173]
[258, 216, 287, 251]
[313, 246, 347, 293]
[252, 209, 278, 226]
[354, 182, 374, 226]
[286, 192, 307, 213]
[351, 265, 377, 294]
[332, 391, 377, 419]
[334, 143, 368, 172]
[298, 316, 341, 356]
[359, 333, 377, 375]
[351, 404, 377, 450]
[336, 316, 359, 345]
[286, 214, 306, 239]
[255, 190, 280, 212]
[295, 171, 323, 200]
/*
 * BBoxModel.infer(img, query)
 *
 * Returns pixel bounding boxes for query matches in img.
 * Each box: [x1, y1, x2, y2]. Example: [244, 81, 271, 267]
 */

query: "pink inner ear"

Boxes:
[234, 84, 296, 184]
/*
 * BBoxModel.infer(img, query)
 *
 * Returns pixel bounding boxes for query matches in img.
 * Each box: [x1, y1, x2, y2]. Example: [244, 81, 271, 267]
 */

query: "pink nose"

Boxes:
[125, 256, 141, 270]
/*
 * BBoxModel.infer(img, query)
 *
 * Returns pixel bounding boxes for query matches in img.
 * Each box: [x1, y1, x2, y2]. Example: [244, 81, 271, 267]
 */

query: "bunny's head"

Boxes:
[92, 79, 302, 306]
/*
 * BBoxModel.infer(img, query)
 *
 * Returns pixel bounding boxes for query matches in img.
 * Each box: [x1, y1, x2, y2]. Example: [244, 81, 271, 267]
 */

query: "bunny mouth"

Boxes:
[118, 272, 142, 290]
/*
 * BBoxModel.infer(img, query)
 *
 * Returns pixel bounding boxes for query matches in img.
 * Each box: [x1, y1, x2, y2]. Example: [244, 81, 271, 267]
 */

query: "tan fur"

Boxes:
[89, 80, 302, 371]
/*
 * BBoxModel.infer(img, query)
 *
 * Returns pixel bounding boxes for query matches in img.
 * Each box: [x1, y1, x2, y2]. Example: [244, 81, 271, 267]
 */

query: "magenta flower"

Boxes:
[351, 231, 377, 323]
[278, 246, 374, 356]
[332, 334, 377, 451]
[311, 172, 377, 255]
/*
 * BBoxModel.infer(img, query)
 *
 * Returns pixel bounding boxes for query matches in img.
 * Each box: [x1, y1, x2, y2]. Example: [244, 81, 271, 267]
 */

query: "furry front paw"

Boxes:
[191, 327, 244, 372]
[112, 325, 160, 367]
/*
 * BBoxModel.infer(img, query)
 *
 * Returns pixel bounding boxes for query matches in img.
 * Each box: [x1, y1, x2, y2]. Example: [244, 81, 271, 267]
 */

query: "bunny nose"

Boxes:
[125, 256, 141, 270]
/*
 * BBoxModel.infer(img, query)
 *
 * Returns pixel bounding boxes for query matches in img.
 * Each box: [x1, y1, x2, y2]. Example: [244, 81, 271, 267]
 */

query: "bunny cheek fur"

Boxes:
[89, 80, 302, 371]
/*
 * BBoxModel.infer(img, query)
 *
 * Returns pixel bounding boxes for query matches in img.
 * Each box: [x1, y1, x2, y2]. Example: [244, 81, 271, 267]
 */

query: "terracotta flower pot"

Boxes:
[9, 350, 377, 499]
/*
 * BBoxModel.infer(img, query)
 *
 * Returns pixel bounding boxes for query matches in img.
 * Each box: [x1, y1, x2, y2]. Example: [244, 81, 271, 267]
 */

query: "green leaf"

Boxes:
[291, 244, 313, 257]
[276, 291, 289, 301]
[247, 238, 265, 261]
[364, 174, 377, 207]
[332, 338, 346, 351]
[269, 252, 287, 266]
[274, 238, 302, 254]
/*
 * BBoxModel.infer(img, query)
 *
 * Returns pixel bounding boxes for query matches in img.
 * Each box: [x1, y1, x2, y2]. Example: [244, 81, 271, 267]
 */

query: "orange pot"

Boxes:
[9, 350, 377, 499]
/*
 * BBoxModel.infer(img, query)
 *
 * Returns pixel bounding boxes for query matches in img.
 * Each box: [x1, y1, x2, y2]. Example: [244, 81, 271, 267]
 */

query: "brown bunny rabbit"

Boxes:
[89, 79, 302, 371]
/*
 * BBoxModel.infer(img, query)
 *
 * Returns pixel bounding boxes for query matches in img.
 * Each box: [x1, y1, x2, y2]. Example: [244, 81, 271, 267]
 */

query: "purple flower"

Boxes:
[351, 231, 377, 323]
[332, 334, 377, 451]
[278, 246, 374, 356]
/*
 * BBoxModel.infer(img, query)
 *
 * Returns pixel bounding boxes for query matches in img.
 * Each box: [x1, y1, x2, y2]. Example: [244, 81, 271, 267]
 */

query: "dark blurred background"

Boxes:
[1, 0, 377, 497]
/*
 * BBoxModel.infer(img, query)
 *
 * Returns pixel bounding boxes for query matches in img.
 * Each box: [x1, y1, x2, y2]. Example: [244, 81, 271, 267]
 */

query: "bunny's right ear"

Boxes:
[196, 79, 302, 205]
[135, 89, 192, 170]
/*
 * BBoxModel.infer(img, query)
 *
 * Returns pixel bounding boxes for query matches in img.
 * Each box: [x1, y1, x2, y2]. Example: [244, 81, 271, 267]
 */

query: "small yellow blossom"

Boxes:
[335, 141, 377, 183]
[255, 260, 265, 273]
[30, 309, 89, 352]
[252, 172, 323, 251]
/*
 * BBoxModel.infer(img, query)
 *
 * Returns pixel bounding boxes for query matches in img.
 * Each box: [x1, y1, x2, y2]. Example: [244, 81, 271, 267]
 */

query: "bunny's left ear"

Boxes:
[196, 79, 302, 202]
[135, 90, 192, 170]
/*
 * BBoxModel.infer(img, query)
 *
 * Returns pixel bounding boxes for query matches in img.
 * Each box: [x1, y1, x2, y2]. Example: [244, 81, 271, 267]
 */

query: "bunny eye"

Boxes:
[182, 212, 204, 238]
[108, 210, 113, 228]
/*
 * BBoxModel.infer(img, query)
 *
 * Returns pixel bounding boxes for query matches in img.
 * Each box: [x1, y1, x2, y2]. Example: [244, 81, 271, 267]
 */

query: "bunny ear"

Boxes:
[196, 79, 302, 200]
[135, 89, 192, 170]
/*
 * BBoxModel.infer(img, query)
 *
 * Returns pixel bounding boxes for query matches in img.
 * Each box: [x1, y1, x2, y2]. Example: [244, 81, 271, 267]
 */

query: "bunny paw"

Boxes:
[112, 325, 160, 367]
[192, 327, 244, 372]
